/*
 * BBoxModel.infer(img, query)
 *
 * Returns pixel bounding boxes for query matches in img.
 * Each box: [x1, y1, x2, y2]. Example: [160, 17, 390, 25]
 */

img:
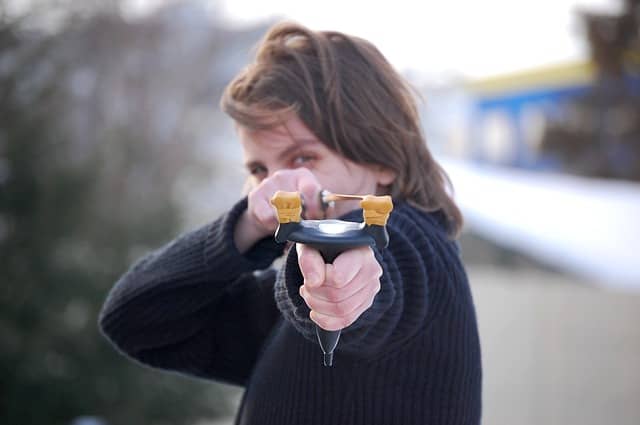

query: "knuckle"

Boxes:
[328, 318, 344, 331]
[272, 170, 294, 186]
[305, 297, 319, 312]
[375, 264, 383, 279]
[272, 169, 287, 179]
[254, 211, 268, 225]
[304, 298, 316, 311]
[315, 315, 331, 330]
[331, 270, 345, 287]
[256, 178, 273, 194]
[368, 259, 382, 277]
[367, 295, 375, 308]
[325, 288, 342, 303]
[332, 302, 350, 317]
[342, 314, 356, 328]
[345, 311, 363, 328]
[299, 288, 309, 303]
[248, 194, 264, 212]
[257, 204, 272, 220]
[297, 167, 314, 180]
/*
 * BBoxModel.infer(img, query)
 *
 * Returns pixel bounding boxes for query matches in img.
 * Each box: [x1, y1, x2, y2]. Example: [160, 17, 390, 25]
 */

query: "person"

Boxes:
[99, 21, 482, 425]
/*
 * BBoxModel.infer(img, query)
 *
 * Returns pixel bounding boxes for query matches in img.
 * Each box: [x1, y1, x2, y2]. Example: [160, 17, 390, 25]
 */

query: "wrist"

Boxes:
[234, 210, 272, 254]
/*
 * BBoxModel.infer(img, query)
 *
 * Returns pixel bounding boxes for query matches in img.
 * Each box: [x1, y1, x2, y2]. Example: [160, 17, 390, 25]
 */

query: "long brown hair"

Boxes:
[221, 22, 463, 238]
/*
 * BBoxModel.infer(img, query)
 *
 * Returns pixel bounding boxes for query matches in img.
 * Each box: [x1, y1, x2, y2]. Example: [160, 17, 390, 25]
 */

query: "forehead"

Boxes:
[238, 125, 292, 150]
[237, 116, 320, 153]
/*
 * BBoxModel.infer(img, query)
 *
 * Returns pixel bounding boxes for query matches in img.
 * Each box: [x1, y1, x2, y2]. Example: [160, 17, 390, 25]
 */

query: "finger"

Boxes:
[299, 277, 363, 303]
[268, 169, 320, 219]
[300, 278, 380, 319]
[296, 169, 322, 219]
[309, 291, 376, 331]
[248, 180, 279, 227]
[296, 243, 325, 287]
[254, 196, 277, 225]
[306, 257, 381, 302]
[330, 247, 370, 288]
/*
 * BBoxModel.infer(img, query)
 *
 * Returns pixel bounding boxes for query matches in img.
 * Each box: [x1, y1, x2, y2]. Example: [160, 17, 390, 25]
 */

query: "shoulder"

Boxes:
[339, 199, 459, 257]
[386, 201, 463, 269]
[388, 201, 452, 241]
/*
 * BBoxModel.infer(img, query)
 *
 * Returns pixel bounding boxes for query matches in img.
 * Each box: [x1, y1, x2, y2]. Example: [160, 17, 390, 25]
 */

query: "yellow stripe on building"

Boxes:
[466, 61, 596, 96]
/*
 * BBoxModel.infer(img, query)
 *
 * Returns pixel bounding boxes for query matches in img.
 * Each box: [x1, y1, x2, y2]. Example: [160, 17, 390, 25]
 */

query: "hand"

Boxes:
[234, 168, 323, 253]
[296, 243, 383, 331]
[249, 168, 324, 234]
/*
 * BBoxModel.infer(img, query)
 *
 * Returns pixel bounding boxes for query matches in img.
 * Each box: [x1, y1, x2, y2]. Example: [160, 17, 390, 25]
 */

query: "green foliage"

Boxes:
[0, 16, 233, 425]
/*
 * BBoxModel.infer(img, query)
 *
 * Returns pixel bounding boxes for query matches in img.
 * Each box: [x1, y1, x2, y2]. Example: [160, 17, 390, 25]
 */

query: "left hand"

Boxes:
[296, 243, 383, 331]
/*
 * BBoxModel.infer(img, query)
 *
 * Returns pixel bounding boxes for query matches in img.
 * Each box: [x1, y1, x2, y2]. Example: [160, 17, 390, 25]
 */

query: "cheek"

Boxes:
[344, 165, 378, 189]
[313, 167, 348, 189]
[313, 156, 377, 194]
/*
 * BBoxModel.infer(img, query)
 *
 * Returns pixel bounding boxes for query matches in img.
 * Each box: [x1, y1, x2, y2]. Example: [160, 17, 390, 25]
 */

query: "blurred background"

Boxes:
[1, 0, 638, 424]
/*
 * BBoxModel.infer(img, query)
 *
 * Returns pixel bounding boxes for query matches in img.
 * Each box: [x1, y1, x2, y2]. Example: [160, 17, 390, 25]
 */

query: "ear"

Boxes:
[374, 166, 396, 186]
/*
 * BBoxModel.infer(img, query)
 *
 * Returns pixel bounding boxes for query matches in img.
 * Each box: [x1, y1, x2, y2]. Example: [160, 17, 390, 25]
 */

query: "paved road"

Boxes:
[470, 265, 640, 425]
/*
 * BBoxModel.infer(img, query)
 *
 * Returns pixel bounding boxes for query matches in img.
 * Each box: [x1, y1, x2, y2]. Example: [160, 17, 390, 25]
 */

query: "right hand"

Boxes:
[235, 168, 323, 252]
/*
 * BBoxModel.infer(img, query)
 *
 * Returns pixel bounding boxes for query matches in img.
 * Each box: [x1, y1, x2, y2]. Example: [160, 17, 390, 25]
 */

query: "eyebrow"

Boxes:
[277, 138, 316, 161]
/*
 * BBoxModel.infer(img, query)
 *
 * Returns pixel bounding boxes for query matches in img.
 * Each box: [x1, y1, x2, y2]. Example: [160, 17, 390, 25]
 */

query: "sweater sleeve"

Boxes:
[274, 201, 461, 359]
[99, 198, 284, 386]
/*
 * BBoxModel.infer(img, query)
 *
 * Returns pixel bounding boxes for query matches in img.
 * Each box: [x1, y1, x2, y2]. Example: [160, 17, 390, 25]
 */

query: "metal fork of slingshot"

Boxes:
[270, 190, 393, 366]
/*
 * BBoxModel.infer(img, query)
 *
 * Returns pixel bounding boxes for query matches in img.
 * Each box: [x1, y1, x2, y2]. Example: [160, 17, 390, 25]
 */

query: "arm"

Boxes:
[274, 201, 463, 359]
[99, 198, 283, 386]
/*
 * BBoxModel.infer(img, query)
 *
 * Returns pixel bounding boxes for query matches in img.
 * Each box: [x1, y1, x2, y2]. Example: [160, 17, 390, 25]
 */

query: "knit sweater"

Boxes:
[99, 198, 482, 425]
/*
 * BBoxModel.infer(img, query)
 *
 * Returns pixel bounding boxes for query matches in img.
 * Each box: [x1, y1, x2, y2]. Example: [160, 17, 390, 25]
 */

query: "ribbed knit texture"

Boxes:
[99, 198, 482, 424]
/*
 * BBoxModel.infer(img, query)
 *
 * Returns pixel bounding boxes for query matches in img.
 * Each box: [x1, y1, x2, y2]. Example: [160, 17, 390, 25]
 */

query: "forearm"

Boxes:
[99, 198, 283, 376]
[273, 201, 458, 359]
[99, 220, 238, 353]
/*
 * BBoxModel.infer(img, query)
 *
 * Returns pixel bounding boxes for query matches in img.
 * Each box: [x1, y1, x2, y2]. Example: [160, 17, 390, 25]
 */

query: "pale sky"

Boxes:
[129, 0, 620, 80]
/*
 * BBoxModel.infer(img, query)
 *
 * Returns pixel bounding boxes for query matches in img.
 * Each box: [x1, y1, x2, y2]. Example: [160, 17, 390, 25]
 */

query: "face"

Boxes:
[238, 115, 394, 217]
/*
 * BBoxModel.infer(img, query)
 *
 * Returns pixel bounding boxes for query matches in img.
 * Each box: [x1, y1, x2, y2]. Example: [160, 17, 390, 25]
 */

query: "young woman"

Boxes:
[100, 22, 482, 425]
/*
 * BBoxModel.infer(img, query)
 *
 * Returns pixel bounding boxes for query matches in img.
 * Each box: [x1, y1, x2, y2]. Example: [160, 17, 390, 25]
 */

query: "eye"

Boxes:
[291, 154, 316, 168]
[249, 165, 267, 179]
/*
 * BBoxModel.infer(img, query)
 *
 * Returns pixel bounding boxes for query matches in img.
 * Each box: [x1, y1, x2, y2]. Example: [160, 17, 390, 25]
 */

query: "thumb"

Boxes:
[296, 243, 325, 288]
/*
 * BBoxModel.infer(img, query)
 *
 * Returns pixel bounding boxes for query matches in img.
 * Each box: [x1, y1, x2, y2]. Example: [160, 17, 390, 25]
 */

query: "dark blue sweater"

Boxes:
[99, 198, 482, 425]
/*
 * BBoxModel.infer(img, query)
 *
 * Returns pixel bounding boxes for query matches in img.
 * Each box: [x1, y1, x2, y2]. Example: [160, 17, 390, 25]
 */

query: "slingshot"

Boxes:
[270, 190, 393, 366]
